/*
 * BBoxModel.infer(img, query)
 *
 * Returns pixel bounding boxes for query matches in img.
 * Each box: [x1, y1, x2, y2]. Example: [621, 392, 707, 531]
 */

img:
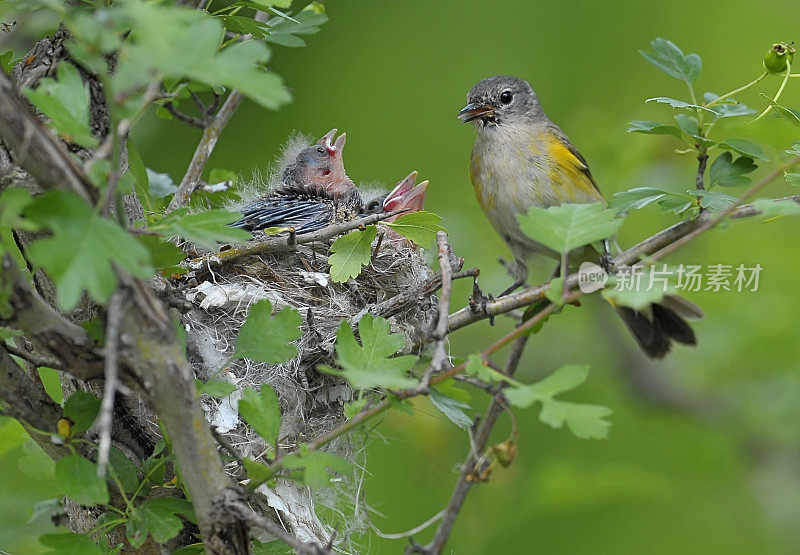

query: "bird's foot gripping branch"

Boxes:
[0, 0, 799, 550]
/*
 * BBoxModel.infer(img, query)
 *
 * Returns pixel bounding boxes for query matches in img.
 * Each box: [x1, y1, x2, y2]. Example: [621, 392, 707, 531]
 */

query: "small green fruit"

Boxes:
[763, 42, 795, 74]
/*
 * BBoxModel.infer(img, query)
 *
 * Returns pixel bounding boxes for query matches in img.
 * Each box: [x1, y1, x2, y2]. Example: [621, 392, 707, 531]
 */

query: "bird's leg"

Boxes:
[498, 257, 531, 288]
[600, 239, 614, 274]
[498, 258, 529, 297]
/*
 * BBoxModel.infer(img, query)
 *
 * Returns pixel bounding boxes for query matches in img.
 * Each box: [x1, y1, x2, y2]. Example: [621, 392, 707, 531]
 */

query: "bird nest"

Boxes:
[177, 230, 437, 545]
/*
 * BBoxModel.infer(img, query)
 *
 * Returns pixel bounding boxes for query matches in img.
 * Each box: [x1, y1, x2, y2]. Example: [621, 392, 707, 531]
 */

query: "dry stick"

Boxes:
[427, 231, 453, 377]
[186, 209, 408, 269]
[166, 90, 244, 213]
[244, 511, 331, 555]
[446, 162, 800, 334]
[414, 335, 531, 554]
[96, 287, 123, 477]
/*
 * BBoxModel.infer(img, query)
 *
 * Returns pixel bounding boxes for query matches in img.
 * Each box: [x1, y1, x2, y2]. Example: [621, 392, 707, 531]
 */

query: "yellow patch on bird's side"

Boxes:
[545, 134, 603, 203]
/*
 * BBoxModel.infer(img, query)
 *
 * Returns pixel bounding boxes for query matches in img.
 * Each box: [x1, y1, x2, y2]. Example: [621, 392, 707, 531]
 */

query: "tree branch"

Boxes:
[166, 90, 244, 213]
[0, 71, 97, 204]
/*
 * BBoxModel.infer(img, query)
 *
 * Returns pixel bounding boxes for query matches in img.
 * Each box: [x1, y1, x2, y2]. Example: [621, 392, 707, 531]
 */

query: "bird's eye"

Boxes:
[315, 146, 326, 156]
[499, 90, 513, 105]
[366, 200, 381, 212]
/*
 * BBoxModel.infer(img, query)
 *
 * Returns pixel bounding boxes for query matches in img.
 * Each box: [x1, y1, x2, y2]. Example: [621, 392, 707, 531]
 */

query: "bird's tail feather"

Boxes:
[615, 295, 703, 358]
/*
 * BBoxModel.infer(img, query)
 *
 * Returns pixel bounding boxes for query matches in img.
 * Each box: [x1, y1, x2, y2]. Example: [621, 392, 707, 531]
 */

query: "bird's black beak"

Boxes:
[458, 102, 495, 123]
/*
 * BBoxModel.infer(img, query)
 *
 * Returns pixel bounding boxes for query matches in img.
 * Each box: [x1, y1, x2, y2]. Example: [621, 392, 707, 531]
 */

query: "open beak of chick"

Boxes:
[382, 171, 429, 217]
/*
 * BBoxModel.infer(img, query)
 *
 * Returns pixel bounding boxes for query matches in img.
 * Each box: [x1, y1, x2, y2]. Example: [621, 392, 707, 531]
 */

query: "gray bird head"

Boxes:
[458, 75, 543, 128]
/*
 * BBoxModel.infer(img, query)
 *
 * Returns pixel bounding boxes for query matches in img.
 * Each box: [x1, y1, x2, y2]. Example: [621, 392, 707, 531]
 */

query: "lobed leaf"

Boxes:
[238, 385, 281, 444]
[517, 203, 622, 254]
[150, 208, 251, 250]
[708, 152, 757, 188]
[24, 191, 153, 310]
[328, 226, 377, 282]
[55, 455, 109, 505]
[234, 299, 302, 363]
[319, 315, 418, 390]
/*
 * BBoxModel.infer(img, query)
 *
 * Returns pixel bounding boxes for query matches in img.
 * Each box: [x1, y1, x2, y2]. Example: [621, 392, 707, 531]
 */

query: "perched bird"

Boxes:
[231, 129, 363, 233]
[459, 75, 702, 358]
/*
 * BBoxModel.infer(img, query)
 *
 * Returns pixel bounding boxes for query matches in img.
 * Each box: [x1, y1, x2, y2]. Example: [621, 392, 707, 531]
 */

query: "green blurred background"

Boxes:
[3, 0, 800, 553]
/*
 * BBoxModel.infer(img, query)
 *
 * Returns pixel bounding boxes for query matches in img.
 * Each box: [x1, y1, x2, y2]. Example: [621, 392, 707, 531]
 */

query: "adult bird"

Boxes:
[459, 75, 702, 358]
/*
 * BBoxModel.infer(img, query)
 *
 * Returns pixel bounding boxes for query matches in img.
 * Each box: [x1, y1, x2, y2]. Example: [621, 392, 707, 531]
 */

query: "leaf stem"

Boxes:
[705, 71, 768, 108]
[751, 62, 792, 123]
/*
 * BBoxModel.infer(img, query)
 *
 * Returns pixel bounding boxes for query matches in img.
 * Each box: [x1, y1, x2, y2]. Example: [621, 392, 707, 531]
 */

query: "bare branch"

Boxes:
[186, 208, 409, 270]
[166, 90, 244, 213]
[96, 286, 124, 476]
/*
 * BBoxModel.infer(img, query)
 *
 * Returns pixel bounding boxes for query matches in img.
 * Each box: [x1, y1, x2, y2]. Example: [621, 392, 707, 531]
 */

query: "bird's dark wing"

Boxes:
[231, 196, 334, 233]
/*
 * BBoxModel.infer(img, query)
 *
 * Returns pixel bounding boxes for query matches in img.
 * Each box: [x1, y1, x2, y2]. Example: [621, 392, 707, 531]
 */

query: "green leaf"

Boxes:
[383, 211, 444, 247]
[238, 385, 281, 443]
[343, 397, 368, 419]
[126, 497, 194, 548]
[517, 203, 622, 254]
[24, 64, 97, 148]
[40, 532, 103, 555]
[688, 190, 737, 210]
[785, 173, 800, 186]
[609, 187, 669, 212]
[24, 191, 153, 310]
[108, 447, 139, 493]
[220, 15, 270, 39]
[750, 198, 800, 217]
[319, 315, 418, 390]
[0, 188, 37, 231]
[759, 95, 800, 126]
[328, 226, 377, 282]
[195, 379, 237, 398]
[645, 97, 715, 114]
[18, 440, 55, 482]
[545, 277, 565, 306]
[63, 391, 101, 434]
[137, 235, 187, 275]
[0, 50, 16, 73]
[673, 114, 715, 146]
[234, 299, 302, 362]
[111, 2, 292, 111]
[242, 457, 274, 490]
[640, 37, 701, 83]
[708, 152, 757, 188]
[282, 445, 353, 489]
[720, 139, 768, 161]
[150, 209, 251, 250]
[430, 388, 472, 429]
[602, 277, 669, 311]
[626, 120, 682, 138]
[55, 455, 109, 505]
[264, 8, 328, 47]
[127, 142, 154, 214]
[503, 365, 612, 439]
[703, 93, 756, 118]
[464, 354, 512, 384]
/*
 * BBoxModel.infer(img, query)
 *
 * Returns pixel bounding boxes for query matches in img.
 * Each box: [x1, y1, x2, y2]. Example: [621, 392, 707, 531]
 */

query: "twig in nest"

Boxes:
[1, 341, 61, 369]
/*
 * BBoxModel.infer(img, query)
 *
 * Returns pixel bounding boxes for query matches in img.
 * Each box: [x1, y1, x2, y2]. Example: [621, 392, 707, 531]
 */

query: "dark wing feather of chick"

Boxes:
[231, 196, 334, 232]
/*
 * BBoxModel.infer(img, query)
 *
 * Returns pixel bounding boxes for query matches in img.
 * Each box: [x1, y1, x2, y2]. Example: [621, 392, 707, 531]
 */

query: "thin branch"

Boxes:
[96, 286, 124, 477]
[166, 90, 244, 213]
[163, 101, 207, 128]
[1, 341, 61, 369]
[186, 208, 409, 270]
[413, 335, 530, 554]
[374, 509, 445, 539]
[240, 506, 332, 555]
